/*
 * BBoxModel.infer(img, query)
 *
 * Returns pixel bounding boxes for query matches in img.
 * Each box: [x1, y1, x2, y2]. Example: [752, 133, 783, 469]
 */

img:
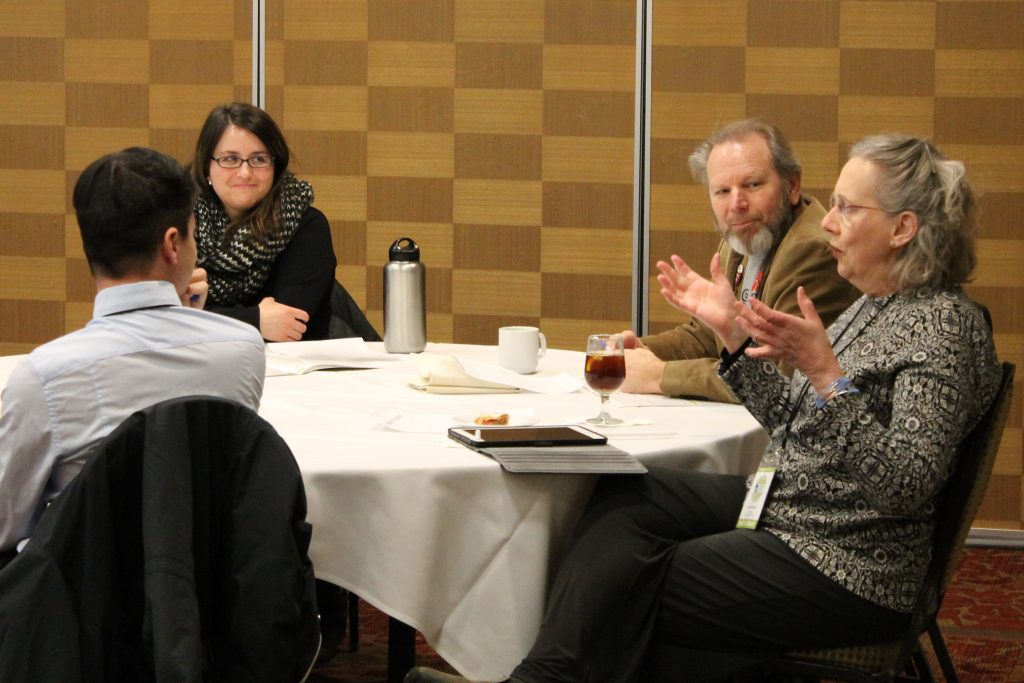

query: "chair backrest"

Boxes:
[891, 361, 1015, 670]
[0, 396, 320, 683]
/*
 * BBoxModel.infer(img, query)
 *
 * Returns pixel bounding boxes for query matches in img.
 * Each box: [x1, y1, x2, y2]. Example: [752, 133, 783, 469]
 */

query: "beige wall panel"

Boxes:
[149, 0, 236, 40]
[452, 270, 541, 316]
[64, 216, 85, 259]
[746, 48, 840, 95]
[0, 125, 62, 170]
[943, 144, 1024, 194]
[651, 93, 746, 140]
[233, 39, 256, 85]
[304, 174, 367, 222]
[1, 37, 63, 82]
[453, 89, 543, 135]
[653, 0, 747, 47]
[285, 42, 366, 86]
[148, 85, 237, 129]
[151, 41, 235, 85]
[1, 0, 64, 37]
[749, 0, 839, 48]
[791, 141, 842, 190]
[283, 86, 368, 131]
[0, 256, 66, 300]
[283, 0, 368, 41]
[453, 179, 542, 226]
[936, 2, 1023, 50]
[0, 301, 64, 343]
[427, 312, 454, 343]
[543, 45, 636, 92]
[369, 42, 455, 88]
[974, 240, 1024, 288]
[368, 132, 454, 178]
[454, 224, 539, 271]
[542, 137, 634, 184]
[540, 227, 632, 276]
[993, 428, 1022, 476]
[65, 301, 93, 332]
[456, 134, 541, 180]
[542, 272, 631, 320]
[838, 96, 935, 142]
[457, 44, 542, 90]
[650, 184, 710, 231]
[262, 40, 282, 86]
[543, 181, 633, 230]
[0, 170, 63, 214]
[454, 0, 544, 43]
[65, 40, 149, 83]
[541, 317, 630, 352]
[367, 221, 454, 268]
[336, 265, 368, 305]
[65, 127, 150, 171]
[936, 50, 1024, 98]
[839, 2, 935, 49]
[369, 0, 454, 42]
[0, 83, 65, 126]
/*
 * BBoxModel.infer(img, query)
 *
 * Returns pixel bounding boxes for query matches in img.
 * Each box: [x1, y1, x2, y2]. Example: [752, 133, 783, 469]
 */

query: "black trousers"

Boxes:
[511, 467, 911, 683]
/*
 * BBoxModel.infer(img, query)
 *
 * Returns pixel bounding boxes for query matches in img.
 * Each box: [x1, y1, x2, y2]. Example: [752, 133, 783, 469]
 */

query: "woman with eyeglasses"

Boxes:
[406, 134, 1002, 683]
[189, 102, 335, 341]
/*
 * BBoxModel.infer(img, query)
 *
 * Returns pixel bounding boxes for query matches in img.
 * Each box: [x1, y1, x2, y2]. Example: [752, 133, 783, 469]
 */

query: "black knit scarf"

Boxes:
[195, 173, 314, 305]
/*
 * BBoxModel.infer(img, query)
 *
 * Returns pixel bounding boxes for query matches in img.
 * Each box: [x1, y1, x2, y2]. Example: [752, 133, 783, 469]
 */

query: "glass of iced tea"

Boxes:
[584, 334, 625, 426]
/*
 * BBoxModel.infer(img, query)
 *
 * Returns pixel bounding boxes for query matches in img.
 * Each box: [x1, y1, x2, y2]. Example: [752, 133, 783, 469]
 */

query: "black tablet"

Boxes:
[448, 424, 607, 448]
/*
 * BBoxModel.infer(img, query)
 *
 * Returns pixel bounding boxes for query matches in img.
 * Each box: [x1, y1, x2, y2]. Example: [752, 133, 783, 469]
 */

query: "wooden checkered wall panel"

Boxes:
[650, 0, 1023, 529]
[1, 0, 1021, 529]
[268, 0, 638, 352]
[0, 0, 253, 354]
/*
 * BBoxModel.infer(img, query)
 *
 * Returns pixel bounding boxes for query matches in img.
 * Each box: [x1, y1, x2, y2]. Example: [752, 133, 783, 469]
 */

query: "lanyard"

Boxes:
[778, 295, 893, 448]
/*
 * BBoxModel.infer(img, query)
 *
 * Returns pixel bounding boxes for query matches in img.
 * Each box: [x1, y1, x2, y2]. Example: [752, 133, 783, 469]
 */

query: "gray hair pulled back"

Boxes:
[850, 134, 977, 290]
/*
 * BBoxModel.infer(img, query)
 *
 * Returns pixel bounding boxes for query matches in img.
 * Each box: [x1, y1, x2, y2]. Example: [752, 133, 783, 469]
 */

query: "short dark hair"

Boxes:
[73, 147, 197, 278]
[190, 102, 291, 240]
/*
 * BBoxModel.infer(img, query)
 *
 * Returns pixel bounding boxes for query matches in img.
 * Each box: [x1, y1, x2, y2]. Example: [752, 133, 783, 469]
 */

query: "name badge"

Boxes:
[736, 466, 776, 529]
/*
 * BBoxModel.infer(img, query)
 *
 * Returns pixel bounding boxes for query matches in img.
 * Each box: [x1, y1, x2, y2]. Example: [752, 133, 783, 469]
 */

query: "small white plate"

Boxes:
[452, 413, 538, 427]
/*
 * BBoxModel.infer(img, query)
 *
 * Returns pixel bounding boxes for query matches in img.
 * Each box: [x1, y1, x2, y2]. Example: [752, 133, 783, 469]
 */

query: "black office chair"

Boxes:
[0, 396, 321, 682]
[328, 279, 381, 341]
[757, 361, 1015, 683]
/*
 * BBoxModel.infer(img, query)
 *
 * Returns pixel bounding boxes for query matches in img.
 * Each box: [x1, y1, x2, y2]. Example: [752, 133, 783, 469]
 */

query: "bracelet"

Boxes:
[815, 376, 859, 409]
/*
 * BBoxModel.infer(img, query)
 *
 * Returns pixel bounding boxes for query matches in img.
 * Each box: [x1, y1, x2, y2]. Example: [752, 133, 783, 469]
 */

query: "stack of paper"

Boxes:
[265, 338, 400, 376]
[407, 353, 584, 394]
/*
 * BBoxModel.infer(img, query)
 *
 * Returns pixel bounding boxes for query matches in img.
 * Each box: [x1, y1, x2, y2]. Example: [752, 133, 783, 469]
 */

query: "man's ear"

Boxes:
[786, 172, 802, 204]
[160, 226, 181, 264]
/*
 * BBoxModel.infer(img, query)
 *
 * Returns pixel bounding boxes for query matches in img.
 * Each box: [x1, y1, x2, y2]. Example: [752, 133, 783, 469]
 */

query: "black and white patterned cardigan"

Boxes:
[722, 287, 1000, 612]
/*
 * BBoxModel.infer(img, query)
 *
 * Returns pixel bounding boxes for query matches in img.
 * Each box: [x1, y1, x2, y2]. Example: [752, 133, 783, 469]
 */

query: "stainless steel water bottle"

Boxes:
[383, 237, 427, 353]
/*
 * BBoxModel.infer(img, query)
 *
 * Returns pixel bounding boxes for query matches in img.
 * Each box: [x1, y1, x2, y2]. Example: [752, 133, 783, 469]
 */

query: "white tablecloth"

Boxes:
[0, 344, 769, 679]
[258, 343, 769, 679]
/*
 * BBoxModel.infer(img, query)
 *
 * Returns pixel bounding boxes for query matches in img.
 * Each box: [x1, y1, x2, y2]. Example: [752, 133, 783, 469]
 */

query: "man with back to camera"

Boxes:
[619, 118, 859, 402]
[0, 147, 266, 567]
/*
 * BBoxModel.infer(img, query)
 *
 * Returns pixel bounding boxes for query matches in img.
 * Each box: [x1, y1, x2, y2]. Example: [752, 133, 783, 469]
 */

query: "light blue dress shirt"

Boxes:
[0, 281, 266, 551]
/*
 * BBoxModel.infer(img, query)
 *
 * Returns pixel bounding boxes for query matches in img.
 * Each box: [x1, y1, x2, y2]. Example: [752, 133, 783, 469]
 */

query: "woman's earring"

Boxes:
[207, 178, 212, 186]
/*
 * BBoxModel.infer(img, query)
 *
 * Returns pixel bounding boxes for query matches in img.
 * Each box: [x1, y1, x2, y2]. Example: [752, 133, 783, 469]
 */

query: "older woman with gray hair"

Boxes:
[405, 134, 1002, 683]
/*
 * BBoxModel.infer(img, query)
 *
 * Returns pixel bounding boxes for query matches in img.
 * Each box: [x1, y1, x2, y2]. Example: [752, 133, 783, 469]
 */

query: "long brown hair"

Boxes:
[190, 102, 291, 241]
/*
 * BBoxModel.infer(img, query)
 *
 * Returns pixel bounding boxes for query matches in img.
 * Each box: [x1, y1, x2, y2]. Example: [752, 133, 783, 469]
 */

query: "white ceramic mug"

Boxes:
[498, 326, 547, 374]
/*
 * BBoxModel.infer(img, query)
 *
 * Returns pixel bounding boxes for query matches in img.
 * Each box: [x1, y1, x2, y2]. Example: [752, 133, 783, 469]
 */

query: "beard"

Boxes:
[716, 193, 796, 258]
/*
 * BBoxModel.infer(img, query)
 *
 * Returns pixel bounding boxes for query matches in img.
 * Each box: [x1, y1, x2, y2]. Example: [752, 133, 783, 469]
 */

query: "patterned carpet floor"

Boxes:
[309, 547, 1024, 683]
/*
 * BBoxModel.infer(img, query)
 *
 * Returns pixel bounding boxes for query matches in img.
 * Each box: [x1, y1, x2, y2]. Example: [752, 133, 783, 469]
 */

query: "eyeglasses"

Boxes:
[211, 154, 274, 169]
[828, 195, 890, 222]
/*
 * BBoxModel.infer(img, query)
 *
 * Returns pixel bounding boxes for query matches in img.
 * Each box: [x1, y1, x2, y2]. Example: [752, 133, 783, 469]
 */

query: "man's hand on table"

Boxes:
[621, 347, 666, 395]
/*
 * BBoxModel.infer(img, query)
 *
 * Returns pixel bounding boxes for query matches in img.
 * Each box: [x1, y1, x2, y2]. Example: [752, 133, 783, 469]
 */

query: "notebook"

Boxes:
[475, 444, 648, 475]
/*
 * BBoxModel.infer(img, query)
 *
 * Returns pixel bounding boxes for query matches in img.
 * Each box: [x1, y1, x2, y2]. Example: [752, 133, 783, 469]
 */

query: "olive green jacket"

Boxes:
[640, 196, 860, 403]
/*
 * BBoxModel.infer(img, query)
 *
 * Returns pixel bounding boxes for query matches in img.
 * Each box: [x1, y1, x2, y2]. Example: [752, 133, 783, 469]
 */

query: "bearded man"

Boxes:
[619, 118, 859, 402]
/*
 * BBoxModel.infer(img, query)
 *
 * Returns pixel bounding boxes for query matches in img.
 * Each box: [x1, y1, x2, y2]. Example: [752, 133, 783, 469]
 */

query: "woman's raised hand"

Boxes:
[735, 287, 842, 392]
[657, 253, 747, 351]
[258, 297, 309, 342]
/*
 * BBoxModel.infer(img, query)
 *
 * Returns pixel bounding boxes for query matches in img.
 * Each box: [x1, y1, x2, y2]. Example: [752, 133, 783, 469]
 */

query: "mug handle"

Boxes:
[537, 332, 547, 359]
